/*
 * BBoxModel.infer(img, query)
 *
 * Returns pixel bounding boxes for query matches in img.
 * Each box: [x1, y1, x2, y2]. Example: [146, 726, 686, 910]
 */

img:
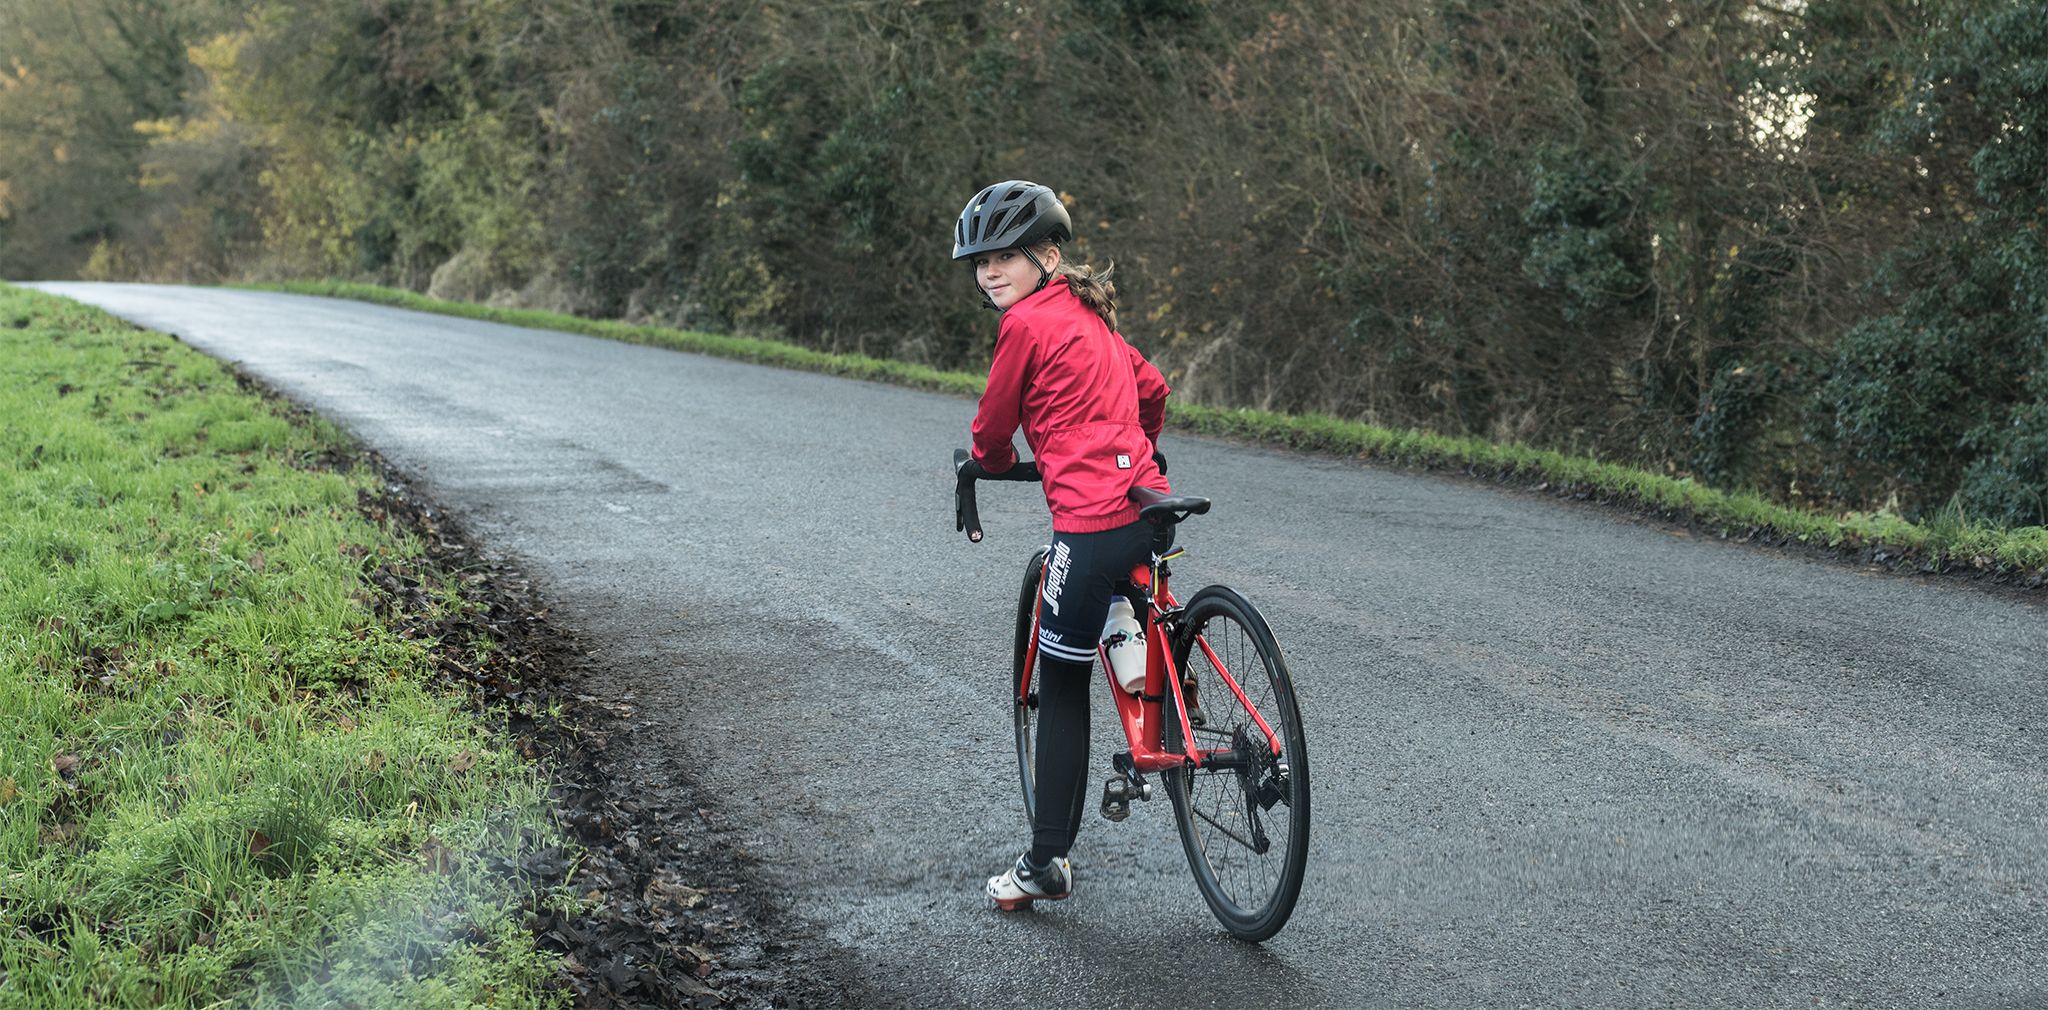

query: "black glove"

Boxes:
[1152, 449, 1168, 476]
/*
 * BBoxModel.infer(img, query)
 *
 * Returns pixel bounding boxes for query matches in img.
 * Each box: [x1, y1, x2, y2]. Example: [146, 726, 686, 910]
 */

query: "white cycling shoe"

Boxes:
[986, 853, 1073, 910]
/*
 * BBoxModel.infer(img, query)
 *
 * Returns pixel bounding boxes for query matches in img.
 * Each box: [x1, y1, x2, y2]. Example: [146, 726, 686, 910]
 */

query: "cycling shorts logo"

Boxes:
[1041, 542, 1073, 617]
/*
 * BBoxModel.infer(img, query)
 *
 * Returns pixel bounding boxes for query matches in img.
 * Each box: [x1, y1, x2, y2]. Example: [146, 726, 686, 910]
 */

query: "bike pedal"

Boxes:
[1099, 778, 1134, 822]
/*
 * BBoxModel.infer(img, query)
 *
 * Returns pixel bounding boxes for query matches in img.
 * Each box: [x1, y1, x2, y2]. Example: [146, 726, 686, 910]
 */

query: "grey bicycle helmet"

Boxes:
[952, 180, 1072, 261]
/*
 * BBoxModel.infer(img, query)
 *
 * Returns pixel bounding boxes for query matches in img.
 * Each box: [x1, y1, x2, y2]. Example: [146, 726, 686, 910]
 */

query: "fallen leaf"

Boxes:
[644, 878, 707, 910]
[367, 750, 386, 773]
[248, 551, 266, 571]
[0, 778, 15, 805]
[50, 754, 80, 778]
[671, 973, 722, 999]
[248, 830, 272, 858]
[448, 751, 477, 773]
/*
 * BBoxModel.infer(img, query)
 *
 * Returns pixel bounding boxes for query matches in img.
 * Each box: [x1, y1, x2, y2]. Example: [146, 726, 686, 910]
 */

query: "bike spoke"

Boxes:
[1188, 788, 1265, 852]
[1185, 769, 1280, 891]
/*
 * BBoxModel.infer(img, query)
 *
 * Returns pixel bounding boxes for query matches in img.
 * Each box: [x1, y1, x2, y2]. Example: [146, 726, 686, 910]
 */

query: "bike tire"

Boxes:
[1164, 585, 1310, 942]
[1011, 546, 1050, 826]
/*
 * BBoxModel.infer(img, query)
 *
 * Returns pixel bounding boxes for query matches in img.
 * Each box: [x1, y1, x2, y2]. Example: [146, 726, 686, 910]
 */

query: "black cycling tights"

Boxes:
[1024, 517, 1167, 865]
[1029, 653, 1095, 865]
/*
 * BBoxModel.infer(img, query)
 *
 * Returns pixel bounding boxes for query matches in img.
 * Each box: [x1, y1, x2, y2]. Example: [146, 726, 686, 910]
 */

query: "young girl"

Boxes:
[952, 179, 1171, 908]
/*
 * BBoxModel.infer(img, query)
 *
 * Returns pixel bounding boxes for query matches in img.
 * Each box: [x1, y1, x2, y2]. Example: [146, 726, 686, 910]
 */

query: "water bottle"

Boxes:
[1101, 596, 1147, 694]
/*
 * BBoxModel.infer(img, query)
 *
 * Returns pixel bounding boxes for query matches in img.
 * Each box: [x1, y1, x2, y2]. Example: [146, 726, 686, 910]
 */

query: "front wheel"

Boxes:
[1011, 547, 1050, 826]
[1164, 585, 1310, 942]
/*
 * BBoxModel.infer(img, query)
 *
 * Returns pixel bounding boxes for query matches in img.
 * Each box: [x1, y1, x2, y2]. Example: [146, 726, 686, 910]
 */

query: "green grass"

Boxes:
[1161, 405, 2048, 574]
[0, 284, 567, 1009]
[246, 279, 2048, 583]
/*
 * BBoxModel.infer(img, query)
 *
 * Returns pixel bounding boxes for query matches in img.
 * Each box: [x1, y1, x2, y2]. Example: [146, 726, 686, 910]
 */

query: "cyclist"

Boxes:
[952, 179, 1171, 909]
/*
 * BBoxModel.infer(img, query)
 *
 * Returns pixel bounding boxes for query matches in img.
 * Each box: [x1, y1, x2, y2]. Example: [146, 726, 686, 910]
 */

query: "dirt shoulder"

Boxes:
[346, 438, 878, 1008]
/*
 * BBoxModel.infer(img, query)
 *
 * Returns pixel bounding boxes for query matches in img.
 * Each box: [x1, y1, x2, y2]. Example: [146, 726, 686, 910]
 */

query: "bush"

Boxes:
[1960, 400, 2048, 528]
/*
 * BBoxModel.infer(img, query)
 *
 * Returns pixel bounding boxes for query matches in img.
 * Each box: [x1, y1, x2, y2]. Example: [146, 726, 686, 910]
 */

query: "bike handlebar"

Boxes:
[954, 448, 1040, 543]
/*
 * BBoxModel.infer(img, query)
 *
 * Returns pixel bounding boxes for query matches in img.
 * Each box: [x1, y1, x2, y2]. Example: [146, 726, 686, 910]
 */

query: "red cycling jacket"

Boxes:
[972, 276, 1170, 533]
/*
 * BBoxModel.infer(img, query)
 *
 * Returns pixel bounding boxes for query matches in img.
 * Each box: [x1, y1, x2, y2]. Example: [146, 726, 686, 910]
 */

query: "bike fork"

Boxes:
[1100, 752, 1153, 822]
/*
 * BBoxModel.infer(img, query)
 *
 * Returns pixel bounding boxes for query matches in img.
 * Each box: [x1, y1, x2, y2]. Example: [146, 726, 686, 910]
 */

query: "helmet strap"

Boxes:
[1022, 245, 1055, 292]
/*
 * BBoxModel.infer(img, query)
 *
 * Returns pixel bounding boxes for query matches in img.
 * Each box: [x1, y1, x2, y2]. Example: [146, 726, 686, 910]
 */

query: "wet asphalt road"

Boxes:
[31, 282, 2048, 1009]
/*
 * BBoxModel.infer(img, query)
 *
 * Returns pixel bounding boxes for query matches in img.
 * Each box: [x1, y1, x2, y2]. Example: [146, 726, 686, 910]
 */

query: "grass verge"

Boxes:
[244, 279, 2048, 585]
[1, 283, 568, 1008]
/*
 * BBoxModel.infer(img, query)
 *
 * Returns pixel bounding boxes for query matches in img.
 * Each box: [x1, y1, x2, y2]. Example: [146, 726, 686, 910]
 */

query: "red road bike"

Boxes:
[954, 451, 1310, 942]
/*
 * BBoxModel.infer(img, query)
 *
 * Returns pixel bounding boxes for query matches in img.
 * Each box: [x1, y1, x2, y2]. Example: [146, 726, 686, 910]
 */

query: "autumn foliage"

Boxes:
[2, 0, 2043, 526]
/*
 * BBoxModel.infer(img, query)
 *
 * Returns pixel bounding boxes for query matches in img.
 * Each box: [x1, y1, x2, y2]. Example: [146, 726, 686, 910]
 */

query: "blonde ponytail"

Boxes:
[1062, 261, 1119, 331]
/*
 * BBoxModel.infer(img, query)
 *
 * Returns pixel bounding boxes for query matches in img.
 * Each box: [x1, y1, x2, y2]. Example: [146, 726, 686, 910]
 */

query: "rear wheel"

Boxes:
[1164, 585, 1310, 942]
[1011, 547, 1050, 825]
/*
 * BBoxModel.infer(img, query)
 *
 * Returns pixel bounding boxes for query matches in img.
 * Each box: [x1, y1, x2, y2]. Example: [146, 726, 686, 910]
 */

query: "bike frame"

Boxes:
[1017, 552, 1283, 774]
